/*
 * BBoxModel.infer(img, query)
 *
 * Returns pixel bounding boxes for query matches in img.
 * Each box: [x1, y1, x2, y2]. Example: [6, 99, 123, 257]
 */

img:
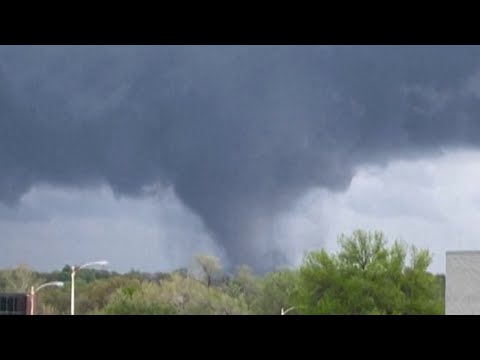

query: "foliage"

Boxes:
[76, 276, 143, 314]
[0, 264, 42, 293]
[224, 265, 261, 311]
[103, 282, 178, 315]
[254, 268, 298, 315]
[103, 274, 249, 315]
[0, 230, 445, 315]
[294, 230, 444, 315]
[190, 254, 222, 288]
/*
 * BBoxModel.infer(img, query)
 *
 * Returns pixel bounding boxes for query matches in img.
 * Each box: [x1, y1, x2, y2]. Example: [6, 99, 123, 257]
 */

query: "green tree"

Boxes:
[225, 265, 261, 311]
[36, 286, 71, 315]
[103, 282, 178, 315]
[76, 276, 143, 314]
[156, 273, 249, 315]
[0, 264, 42, 293]
[295, 230, 443, 315]
[255, 269, 298, 315]
[435, 274, 445, 312]
[103, 274, 250, 315]
[191, 254, 222, 288]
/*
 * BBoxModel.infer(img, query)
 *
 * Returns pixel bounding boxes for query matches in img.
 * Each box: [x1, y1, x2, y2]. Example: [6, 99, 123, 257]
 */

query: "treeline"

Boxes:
[0, 230, 445, 315]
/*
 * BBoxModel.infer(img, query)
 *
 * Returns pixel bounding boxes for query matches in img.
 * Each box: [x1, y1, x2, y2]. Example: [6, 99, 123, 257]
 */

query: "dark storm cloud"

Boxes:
[1, 45, 480, 270]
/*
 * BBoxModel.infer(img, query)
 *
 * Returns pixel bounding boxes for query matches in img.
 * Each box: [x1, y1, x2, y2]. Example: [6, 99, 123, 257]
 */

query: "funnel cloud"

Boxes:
[1, 45, 480, 271]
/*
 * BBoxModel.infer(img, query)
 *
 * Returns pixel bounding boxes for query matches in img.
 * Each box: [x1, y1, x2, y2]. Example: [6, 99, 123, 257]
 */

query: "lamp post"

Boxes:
[29, 281, 64, 315]
[70, 260, 108, 315]
[281, 306, 296, 315]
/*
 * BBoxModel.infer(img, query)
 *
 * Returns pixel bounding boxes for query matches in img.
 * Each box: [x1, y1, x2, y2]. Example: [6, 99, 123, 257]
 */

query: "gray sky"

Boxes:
[1, 45, 480, 273]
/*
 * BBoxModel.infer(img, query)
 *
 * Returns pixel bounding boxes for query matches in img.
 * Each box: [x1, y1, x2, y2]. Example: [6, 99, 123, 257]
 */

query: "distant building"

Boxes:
[0, 293, 29, 315]
[446, 251, 480, 315]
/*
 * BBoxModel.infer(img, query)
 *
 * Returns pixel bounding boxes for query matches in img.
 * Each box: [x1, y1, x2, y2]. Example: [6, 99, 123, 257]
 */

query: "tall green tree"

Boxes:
[224, 265, 261, 311]
[76, 276, 143, 314]
[103, 274, 250, 315]
[103, 282, 178, 315]
[294, 230, 444, 315]
[191, 254, 222, 288]
[0, 264, 42, 293]
[255, 269, 298, 315]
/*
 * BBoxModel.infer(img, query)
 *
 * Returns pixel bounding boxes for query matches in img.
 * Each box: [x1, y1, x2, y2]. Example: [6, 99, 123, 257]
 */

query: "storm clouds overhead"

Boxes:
[1, 45, 480, 272]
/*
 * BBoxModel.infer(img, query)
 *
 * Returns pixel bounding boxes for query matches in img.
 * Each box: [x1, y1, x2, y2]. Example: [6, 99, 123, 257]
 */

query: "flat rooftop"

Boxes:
[446, 250, 480, 255]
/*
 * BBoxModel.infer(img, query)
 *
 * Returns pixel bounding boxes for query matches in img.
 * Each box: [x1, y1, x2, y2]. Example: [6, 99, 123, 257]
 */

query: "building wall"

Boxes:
[446, 251, 480, 315]
[0, 293, 28, 315]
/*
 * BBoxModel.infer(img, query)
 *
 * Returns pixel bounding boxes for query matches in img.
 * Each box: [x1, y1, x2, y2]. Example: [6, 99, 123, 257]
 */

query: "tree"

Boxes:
[255, 269, 298, 315]
[102, 274, 250, 315]
[294, 230, 444, 315]
[435, 274, 445, 312]
[224, 265, 261, 311]
[191, 254, 222, 288]
[154, 273, 249, 315]
[399, 247, 444, 314]
[0, 264, 41, 293]
[103, 282, 178, 315]
[36, 286, 71, 315]
[75, 276, 143, 314]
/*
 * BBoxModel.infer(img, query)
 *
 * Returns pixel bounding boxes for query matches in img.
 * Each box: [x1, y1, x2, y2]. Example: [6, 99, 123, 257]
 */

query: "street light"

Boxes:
[70, 260, 108, 315]
[29, 281, 64, 315]
[281, 306, 296, 315]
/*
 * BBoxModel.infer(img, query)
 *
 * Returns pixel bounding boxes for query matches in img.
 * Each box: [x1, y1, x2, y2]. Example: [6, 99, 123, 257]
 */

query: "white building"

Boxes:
[446, 251, 480, 315]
